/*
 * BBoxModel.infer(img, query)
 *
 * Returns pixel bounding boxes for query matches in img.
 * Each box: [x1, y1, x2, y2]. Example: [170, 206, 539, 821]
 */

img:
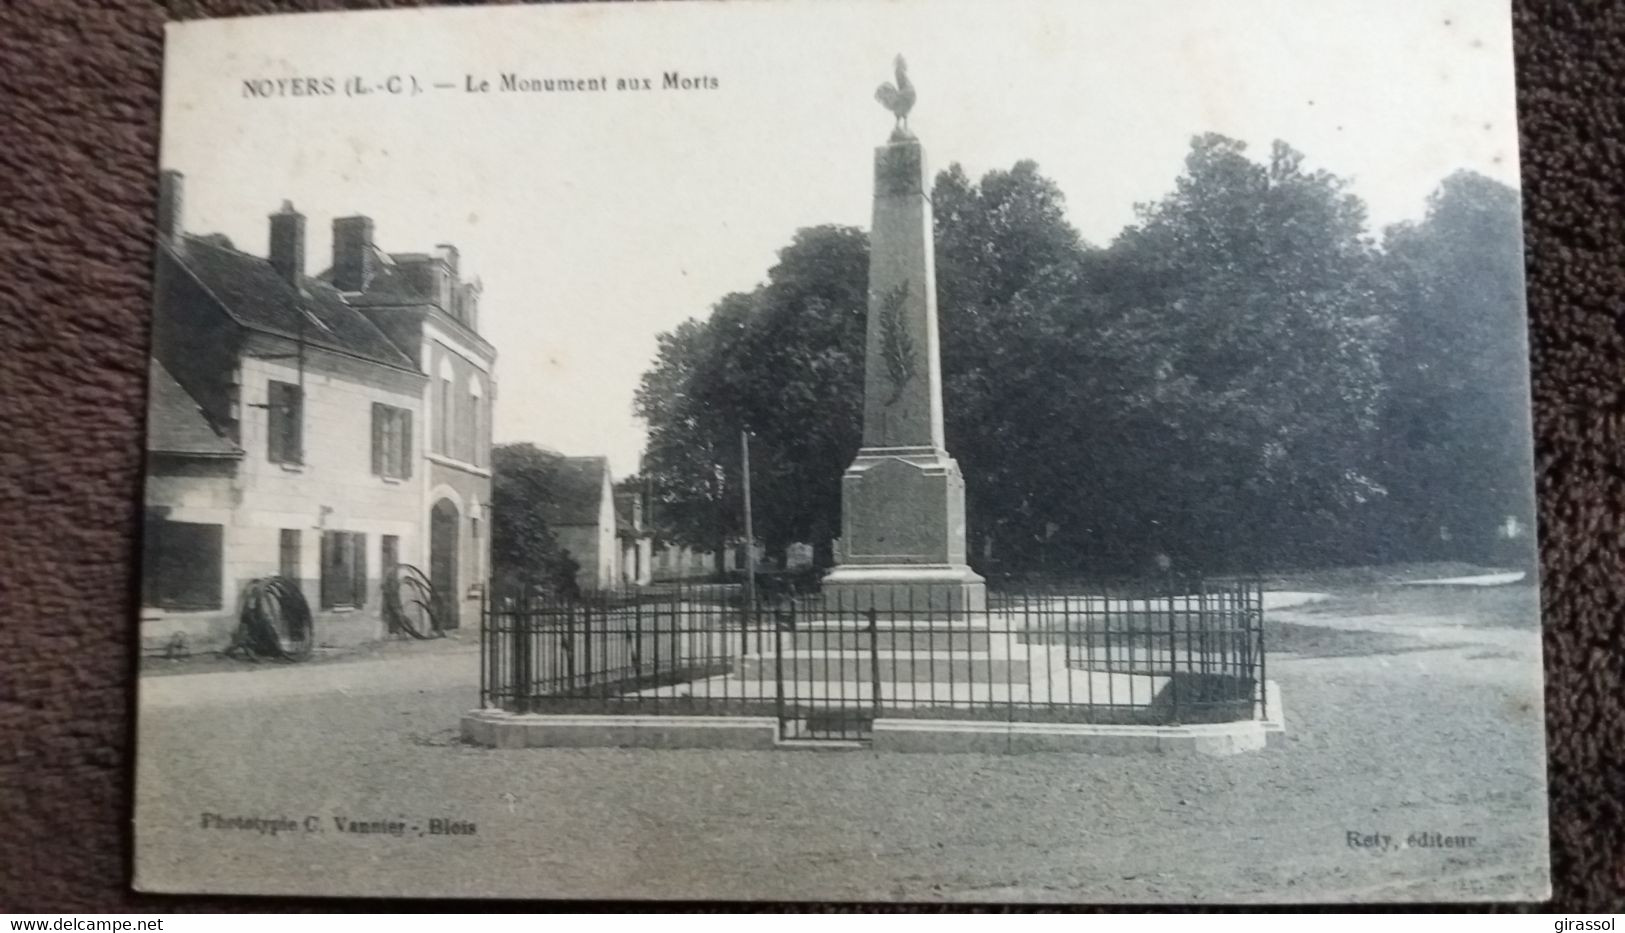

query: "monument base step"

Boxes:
[783, 628, 992, 651]
[740, 655, 1029, 683]
[821, 564, 988, 613]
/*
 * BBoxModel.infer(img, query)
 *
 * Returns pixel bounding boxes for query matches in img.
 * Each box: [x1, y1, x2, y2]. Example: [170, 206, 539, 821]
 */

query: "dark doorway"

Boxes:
[430, 498, 461, 630]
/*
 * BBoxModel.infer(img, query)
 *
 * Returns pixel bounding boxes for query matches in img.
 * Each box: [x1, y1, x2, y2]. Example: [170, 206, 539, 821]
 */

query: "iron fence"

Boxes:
[480, 577, 1265, 739]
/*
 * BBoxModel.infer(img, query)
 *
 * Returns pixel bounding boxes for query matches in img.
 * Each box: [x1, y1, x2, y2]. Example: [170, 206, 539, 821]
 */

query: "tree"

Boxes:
[725, 226, 870, 566]
[634, 307, 748, 572]
[1376, 170, 1533, 563]
[635, 227, 869, 569]
[932, 160, 1094, 569]
[490, 443, 578, 595]
[634, 139, 1401, 576]
[1071, 135, 1389, 572]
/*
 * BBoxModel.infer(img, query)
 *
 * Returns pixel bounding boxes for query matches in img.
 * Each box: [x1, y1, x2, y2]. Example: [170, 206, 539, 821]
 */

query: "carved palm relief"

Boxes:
[878, 279, 917, 406]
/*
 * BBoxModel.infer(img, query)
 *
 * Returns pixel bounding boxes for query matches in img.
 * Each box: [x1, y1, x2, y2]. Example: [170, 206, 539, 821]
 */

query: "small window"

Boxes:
[267, 380, 303, 465]
[437, 376, 453, 455]
[142, 517, 223, 611]
[279, 529, 301, 580]
[468, 377, 485, 467]
[319, 531, 368, 609]
[371, 403, 413, 480]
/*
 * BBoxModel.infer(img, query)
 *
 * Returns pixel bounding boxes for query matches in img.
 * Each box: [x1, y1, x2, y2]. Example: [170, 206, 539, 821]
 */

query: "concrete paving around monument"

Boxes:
[463, 591, 1275, 753]
[132, 579, 1546, 901]
[459, 683, 1283, 756]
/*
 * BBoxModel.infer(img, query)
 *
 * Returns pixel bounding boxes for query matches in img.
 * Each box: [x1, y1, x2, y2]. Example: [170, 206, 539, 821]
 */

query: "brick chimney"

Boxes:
[431, 244, 459, 309]
[331, 215, 375, 292]
[457, 278, 482, 330]
[434, 243, 459, 273]
[156, 170, 184, 243]
[268, 201, 305, 286]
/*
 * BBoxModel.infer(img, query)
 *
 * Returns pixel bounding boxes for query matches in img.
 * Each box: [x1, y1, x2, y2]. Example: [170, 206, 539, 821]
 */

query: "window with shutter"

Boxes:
[268, 380, 304, 465]
[371, 403, 386, 476]
[401, 410, 413, 478]
[320, 533, 365, 614]
[352, 533, 368, 607]
[371, 404, 414, 480]
[320, 531, 342, 608]
[320, 530, 370, 609]
[438, 377, 452, 455]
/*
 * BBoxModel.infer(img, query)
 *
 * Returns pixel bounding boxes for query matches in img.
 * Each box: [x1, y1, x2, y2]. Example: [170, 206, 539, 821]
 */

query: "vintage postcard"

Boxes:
[134, 0, 1547, 902]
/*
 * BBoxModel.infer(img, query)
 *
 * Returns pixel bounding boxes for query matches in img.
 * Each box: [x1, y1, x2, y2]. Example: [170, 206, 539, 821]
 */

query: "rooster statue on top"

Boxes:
[874, 54, 917, 140]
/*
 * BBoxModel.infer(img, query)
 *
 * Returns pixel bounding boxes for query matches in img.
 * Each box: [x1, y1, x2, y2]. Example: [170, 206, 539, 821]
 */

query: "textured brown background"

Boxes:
[1, 0, 1621, 912]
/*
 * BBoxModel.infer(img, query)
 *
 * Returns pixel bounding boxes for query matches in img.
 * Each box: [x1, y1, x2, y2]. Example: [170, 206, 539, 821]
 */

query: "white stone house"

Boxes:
[614, 491, 654, 587]
[318, 217, 496, 630]
[543, 456, 621, 591]
[141, 170, 492, 653]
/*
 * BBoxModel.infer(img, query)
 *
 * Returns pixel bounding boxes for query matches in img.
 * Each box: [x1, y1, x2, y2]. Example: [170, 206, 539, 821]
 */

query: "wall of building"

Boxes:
[426, 462, 490, 630]
[555, 479, 618, 591]
[421, 324, 494, 627]
[555, 524, 600, 591]
[649, 542, 770, 581]
[558, 523, 617, 590]
[229, 345, 427, 647]
[652, 543, 722, 581]
[425, 331, 492, 469]
[619, 537, 653, 586]
[140, 457, 241, 654]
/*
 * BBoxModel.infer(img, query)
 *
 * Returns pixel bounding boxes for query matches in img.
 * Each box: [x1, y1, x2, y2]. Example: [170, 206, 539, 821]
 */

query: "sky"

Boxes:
[160, 0, 1520, 477]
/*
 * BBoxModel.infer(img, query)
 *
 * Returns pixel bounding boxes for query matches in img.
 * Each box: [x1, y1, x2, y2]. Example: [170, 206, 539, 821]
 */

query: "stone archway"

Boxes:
[430, 497, 461, 630]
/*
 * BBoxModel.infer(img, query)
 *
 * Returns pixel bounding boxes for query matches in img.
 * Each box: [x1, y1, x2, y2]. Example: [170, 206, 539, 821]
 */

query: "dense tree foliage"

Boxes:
[490, 443, 579, 594]
[1071, 136, 1388, 572]
[1373, 171, 1534, 565]
[634, 227, 868, 569]
[632, 134, 1533, 576]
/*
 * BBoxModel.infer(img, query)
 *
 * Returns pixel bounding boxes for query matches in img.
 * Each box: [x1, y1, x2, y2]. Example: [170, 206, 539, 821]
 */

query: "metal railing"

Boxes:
[480, 578, 1265, 736]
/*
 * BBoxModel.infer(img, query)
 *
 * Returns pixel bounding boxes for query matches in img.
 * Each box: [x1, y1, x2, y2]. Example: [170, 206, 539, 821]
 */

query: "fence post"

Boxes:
[584, 600, 596, 697]
[479, 585, 488, 708]
[633, 595, 643, 683]
[774, 602, 786, 732]
[563, 601, 576, 695]
[868, 607, 882, 718]
[1256, 582, 1268, 721]
[510, 594, 531, 714]
[670, 585, 681, 678]
[1167, 585, 1178, 723]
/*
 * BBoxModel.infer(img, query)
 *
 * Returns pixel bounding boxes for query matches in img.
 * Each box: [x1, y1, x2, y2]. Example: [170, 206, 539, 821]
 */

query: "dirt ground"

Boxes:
[132, 580, 1549, 904]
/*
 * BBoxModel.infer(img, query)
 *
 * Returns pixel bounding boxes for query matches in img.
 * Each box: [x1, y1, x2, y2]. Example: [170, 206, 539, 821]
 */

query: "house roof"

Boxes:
[541, 456, 611, 527]
[320, 247, 426, 307]
[316, 246, 496, 358]
[168, 236, 417, 371]
[146, 358, 241, 458]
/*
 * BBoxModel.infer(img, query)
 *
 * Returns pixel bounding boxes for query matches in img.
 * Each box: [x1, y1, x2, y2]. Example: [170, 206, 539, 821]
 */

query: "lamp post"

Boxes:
[741, 429, 756, 655]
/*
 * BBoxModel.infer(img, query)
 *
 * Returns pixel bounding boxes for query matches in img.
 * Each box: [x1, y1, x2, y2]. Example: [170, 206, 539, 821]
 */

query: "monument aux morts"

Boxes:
[823, 56, 987, 613]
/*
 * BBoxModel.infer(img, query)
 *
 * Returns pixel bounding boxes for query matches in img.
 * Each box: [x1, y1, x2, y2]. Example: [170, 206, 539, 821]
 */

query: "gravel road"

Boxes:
[133, 584, 1548, 903]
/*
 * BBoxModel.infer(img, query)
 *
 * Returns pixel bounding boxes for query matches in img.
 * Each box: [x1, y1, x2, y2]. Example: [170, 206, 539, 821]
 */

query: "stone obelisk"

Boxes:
[823, 56, 986, 613]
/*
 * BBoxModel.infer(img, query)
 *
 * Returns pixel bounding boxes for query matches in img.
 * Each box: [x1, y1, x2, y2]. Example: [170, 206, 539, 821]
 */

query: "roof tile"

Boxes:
[146, 358, 241, 458]
[172, 236, 416, 370]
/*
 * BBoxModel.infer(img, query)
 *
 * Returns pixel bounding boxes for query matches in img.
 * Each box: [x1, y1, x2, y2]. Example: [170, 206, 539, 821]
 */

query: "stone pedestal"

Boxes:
[822, 448, 985, 611]
[823, 131, 984, 611]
